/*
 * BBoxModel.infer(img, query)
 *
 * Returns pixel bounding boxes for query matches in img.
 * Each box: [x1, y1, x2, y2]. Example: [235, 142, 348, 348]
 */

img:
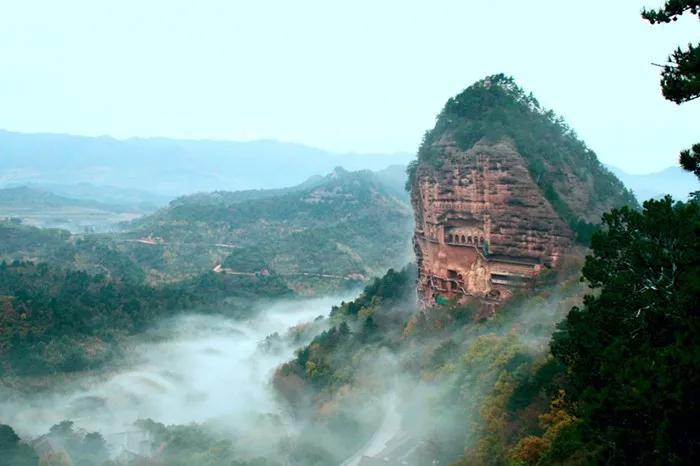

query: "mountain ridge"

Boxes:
[606, 164, 699, 201]
[0, 129, 412, 197]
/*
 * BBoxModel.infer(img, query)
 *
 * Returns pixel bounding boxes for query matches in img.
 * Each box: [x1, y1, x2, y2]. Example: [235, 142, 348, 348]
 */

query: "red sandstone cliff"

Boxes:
[409, 76, 636, 309]
[411, 137, 573, 306]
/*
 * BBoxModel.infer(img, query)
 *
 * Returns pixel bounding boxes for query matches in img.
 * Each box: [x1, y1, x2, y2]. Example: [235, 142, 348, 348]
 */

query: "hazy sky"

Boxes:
[1, 0, 698, 173]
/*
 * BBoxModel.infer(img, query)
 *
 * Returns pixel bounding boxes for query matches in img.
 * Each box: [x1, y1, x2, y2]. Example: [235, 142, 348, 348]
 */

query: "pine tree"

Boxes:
[643, 1, 700, 179]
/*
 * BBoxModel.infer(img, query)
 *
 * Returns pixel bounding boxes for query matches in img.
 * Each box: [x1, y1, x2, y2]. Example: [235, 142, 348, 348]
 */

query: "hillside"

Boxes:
[271, 260, 590, 465]
[0, 220, 147, 284]
[119, 168, 414, 292]
[0, 167, 414, 299]
[373, 164, 410, 201]
[17, 182, 170, 210]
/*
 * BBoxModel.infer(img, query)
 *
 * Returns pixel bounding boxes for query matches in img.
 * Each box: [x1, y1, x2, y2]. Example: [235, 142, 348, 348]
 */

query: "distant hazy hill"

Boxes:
[119, 167, 414, 292]
[0, 186, 126, 211]
[0, 186, 151, 232]
[15, 182, 171, 209]
[0, 129, 412, 197]
[373, 164, 410, 200]
[606, 165, 699, 202]
[167, 173, 328, 208]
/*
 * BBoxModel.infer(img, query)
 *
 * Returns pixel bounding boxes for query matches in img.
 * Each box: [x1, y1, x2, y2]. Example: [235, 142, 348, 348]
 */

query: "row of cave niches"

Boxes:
[446, 233, 485, 246]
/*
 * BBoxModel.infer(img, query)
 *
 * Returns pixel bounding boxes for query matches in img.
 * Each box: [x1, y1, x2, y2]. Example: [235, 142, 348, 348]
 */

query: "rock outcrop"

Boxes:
[412, 138, 573, 307]
[409, 75, 636, 309]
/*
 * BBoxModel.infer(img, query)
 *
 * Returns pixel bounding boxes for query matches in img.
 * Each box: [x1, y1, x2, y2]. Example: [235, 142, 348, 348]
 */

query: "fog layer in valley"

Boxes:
[0, 295, 356, 440]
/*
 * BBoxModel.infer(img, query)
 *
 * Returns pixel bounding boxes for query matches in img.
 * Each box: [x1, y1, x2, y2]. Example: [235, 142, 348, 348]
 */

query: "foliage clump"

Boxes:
[274, 265, 416, 401]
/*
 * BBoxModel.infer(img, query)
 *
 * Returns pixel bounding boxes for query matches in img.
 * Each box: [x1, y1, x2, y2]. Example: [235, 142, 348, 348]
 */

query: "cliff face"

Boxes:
[412, 138, 572, 306]
[410, 75, 635, 308]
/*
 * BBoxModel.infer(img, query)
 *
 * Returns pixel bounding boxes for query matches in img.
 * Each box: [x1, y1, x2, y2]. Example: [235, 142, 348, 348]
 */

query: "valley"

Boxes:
[1, 295, 349, 438]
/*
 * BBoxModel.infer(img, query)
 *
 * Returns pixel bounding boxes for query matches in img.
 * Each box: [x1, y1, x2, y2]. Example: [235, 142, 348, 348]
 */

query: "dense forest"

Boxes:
[0, 259, 291, 377]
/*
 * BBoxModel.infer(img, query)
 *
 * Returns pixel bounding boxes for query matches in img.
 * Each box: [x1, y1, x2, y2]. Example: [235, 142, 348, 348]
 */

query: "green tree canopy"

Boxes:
[549, 197, 700, 464]
[643, 1, 700, 179]
[0, 424, 39, 466]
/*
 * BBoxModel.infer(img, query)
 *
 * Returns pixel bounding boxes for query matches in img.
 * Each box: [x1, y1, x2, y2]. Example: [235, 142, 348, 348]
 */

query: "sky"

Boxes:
[0, 0, 698, 173]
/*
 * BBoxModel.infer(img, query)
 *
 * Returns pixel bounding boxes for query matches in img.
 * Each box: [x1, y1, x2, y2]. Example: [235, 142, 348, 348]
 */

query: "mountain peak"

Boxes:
[408, 76, 637, 309]
[410, 75, 636, 225]
[329, 166, 350, 178]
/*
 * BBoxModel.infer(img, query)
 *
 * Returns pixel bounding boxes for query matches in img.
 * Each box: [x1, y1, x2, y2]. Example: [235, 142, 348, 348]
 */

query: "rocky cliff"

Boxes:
[409, 75, 636, 308]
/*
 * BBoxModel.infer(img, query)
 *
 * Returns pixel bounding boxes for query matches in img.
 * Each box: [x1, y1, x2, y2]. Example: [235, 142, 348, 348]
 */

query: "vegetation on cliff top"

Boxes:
[407, 74, 638, 242]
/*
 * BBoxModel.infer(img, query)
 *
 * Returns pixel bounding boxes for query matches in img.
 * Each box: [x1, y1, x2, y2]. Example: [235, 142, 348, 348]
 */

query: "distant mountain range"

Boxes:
[2, 128, 695, 215]
[605, 165, 699, 202]
[0, 129, 412, 197]
[0, 186, 139, 212]
[12, 182, 172, 209]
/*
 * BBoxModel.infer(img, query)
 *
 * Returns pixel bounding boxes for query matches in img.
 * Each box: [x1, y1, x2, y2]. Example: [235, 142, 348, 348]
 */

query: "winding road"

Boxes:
[340, 393, 404, 466]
